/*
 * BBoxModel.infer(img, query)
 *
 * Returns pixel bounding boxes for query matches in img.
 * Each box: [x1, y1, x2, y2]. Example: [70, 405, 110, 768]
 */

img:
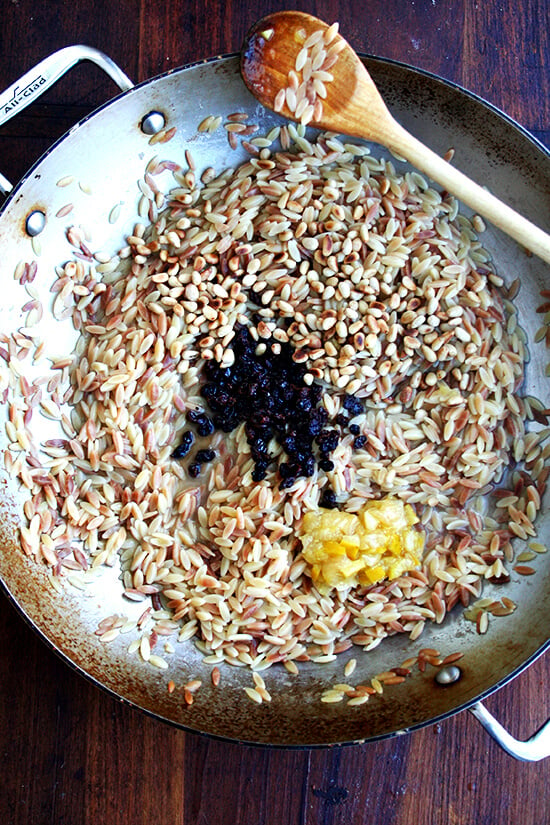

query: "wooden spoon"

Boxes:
[241, 11, 550, 264]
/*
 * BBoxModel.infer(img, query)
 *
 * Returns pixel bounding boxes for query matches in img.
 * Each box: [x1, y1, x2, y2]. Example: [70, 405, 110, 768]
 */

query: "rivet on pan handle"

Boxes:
[0, 45, 134, 195]
[470, 702, 550, 761]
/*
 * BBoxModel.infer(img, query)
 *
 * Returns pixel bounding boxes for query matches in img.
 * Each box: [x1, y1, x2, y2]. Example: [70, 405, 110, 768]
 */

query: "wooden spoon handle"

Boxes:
[385, 119, 550, 264]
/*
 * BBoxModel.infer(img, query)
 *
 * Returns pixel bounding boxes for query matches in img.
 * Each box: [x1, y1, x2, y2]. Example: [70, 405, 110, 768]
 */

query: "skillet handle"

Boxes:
[470, 701, 550, 761]
[0, 45, 134, 194]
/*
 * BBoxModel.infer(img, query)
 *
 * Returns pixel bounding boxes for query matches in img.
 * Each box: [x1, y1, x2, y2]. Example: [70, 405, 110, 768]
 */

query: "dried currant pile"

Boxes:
[171, 325, 364, 490]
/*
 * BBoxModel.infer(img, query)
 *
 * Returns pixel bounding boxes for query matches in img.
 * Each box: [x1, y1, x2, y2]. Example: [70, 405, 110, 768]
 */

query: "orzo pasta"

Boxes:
[2, 124, 549, 677]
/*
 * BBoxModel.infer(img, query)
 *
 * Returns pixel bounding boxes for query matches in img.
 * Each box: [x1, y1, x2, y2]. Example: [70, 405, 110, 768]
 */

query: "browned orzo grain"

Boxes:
[513, 564, 536, 575]
[2, 123, 549, 691]
[55, 203, 74, 218]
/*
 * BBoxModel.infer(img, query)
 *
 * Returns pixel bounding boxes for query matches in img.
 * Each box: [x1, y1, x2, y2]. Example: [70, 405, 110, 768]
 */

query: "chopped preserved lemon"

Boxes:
[300, 498, 424, 593]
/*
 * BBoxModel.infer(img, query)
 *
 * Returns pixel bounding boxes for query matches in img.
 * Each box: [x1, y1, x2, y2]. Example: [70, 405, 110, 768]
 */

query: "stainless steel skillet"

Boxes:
[0, 46, 549, 756]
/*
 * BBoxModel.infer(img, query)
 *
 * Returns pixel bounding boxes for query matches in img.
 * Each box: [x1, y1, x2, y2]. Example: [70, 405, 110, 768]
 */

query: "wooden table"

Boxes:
[1, 1, 549, 822]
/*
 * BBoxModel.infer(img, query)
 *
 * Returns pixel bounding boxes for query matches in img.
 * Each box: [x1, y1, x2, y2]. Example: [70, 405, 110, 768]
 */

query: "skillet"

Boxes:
[0, 47, 549, 755]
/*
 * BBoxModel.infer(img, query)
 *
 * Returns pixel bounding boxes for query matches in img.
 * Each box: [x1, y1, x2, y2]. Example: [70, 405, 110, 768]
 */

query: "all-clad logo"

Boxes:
[3, 75, 47, 114]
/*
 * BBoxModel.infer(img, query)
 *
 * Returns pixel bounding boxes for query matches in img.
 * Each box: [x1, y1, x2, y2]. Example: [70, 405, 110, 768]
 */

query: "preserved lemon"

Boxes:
[300, 498, 424, 592]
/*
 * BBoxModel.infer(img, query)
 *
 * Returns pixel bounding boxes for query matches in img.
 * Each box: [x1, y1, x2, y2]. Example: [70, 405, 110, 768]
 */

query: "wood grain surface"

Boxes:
[1, 1, 549, 823]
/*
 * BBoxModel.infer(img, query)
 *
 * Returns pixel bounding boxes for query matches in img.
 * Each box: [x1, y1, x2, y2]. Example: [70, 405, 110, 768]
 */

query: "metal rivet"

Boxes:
[25, 210, 46, 237]
[434, 665, 462, 686]
[141, 111, 166, 135]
